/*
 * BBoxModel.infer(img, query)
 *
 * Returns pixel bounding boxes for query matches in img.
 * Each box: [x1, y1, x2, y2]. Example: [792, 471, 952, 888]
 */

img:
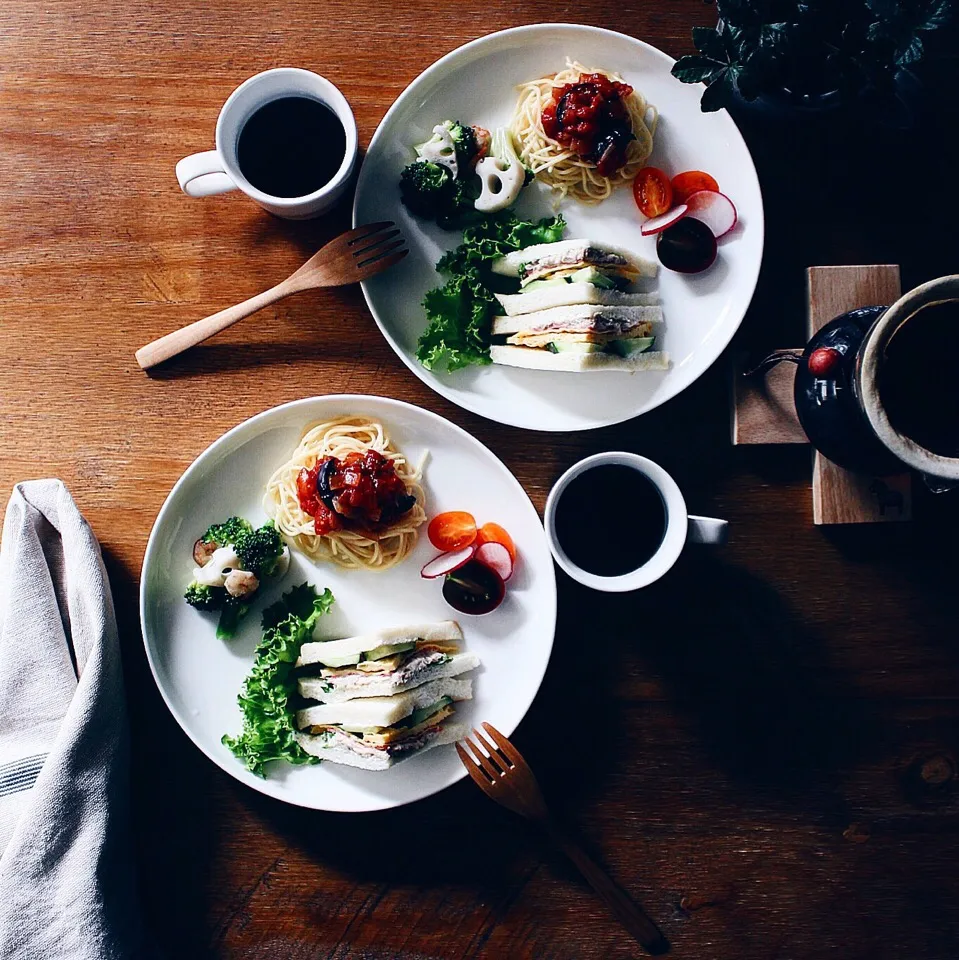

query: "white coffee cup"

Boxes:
[175, 68, 358, 220]
[543, 452, 728, 592]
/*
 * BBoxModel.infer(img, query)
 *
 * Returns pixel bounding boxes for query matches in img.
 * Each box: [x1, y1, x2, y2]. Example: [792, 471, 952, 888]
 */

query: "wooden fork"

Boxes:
[135, 221, 407, 370]
[457, 723, 669, 956]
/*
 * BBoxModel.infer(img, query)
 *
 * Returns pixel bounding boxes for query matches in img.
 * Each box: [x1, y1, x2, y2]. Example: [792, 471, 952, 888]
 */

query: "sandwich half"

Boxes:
[297, 621, 476, 704]
[495, 282, 659, 317]
[294, 677, 472, 770]
[491, 239, 658, 286]
[489, 304, 668, 372]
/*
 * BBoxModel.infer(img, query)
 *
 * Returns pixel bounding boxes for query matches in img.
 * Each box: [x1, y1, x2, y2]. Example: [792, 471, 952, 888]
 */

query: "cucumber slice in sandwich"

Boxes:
[608, 337, 655, 357]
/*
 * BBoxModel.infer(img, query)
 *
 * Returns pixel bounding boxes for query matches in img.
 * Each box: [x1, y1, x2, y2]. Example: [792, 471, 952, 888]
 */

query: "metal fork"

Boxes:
[457, 723, 669, 956]
[135, 221, 407, 369]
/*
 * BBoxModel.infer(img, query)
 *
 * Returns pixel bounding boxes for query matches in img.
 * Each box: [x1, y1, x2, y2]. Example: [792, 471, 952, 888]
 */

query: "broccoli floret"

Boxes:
[400, 160, 453, 218]
[216, 597, 249, 640]
[203, 517, 253, 548]
[184, 582, 225, 611]
[437, 176, 484, 231]
[442, 120, 479, 168]
[234, 521, 284, 577]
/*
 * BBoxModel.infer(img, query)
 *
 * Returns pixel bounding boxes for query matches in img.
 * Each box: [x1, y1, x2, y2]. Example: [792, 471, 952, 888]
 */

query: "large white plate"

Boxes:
[140, 395, 556, 812]
[355, 23, 764, 431]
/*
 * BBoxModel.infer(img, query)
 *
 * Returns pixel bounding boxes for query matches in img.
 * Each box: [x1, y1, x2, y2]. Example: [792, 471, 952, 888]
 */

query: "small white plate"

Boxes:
[354, 23, 764, 432]
[140, 395, 557, 812]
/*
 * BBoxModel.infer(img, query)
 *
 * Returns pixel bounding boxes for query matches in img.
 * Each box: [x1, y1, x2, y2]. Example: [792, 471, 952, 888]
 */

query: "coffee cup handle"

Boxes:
[175, 151, 237, 198]
[687, 515, 728, 545]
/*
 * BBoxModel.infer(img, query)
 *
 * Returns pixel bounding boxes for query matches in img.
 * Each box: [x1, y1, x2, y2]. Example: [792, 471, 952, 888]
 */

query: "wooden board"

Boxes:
[806, 265, 912, 525]
[731, 351, 805, 445]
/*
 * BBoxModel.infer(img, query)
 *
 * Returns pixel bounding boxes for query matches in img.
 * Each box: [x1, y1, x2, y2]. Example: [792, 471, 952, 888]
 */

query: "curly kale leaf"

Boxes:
[221, 584, 335, 776]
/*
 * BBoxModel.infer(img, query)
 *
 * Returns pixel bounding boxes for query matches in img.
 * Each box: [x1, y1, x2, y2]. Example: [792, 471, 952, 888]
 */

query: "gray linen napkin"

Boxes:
[0, 480, 145, 960]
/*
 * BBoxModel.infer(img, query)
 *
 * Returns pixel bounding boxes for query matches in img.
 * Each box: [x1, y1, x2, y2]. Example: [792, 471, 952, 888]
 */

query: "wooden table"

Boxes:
[3, 3, 959, 957]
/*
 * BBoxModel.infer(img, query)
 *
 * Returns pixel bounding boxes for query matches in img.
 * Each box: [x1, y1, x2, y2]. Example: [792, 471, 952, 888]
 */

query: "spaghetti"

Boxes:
[263, 416, 427, 571]
[510, 59, 658, 204]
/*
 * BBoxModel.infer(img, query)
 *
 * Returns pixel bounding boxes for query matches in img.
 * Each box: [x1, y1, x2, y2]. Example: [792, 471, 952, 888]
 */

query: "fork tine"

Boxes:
[354, 249, 408, 278]
[352, 229, 402, 258]
[342, 221, 395, 245]
[355, 238, 406, 267]
[473, 727, 513, 772]
[481, 723, 522, 767]
[464, 735, 505, 778]
[455, 742, 492, 784]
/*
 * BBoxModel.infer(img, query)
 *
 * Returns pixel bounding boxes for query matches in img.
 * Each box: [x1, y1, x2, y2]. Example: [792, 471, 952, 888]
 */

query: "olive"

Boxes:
[656, 216, 717, 274]
[442, 559, 506, 616]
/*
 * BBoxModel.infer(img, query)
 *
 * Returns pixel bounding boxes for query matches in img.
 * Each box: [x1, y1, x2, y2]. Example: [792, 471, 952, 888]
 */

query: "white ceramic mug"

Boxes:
[543, 452, 728, 592]
[175, 68, 358, 220]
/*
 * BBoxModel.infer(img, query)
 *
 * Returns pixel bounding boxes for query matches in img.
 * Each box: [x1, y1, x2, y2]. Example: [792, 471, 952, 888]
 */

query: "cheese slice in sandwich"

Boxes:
[294, 677, 473, 771]
[491, 239, 657, 285]
[495, 284, 659, 317]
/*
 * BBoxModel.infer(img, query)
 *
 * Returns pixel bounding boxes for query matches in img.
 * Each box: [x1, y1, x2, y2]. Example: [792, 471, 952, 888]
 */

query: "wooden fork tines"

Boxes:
[457, 723, 669, 956]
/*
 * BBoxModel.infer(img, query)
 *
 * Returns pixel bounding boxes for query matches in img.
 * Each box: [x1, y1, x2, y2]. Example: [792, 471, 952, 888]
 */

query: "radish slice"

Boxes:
[684, 190, 737, 238]
[475, 541, 513, 582]
[421, 545, 475, 579]
[640, 203, 688, 236]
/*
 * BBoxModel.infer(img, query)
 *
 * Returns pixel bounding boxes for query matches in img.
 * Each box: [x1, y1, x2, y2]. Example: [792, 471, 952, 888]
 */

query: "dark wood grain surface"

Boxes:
[2, 2, 959, 957]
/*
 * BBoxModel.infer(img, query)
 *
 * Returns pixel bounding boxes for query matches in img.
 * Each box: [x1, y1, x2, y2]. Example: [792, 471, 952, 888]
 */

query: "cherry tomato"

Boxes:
[670, 170, 720, 205]
[632, 167, 673, 218]
[428, 511, 477, 552]
[475, 522, 517, 563]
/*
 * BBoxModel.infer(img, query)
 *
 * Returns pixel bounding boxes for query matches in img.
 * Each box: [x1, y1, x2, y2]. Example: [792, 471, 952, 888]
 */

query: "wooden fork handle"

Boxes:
[546, 821, 669, 955]
[135, 280, 294, 370]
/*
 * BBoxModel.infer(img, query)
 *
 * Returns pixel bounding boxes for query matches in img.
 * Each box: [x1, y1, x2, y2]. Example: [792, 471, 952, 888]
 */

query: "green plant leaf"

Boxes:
[759, 21, 790, 51]
[672, 56, 726, 85]
[920, 0, 952, 30]
[735, 61, 764, 101]
[896, 34, 924, 65]
[700, 69, 735, 113]
[693, 25, 728, 61]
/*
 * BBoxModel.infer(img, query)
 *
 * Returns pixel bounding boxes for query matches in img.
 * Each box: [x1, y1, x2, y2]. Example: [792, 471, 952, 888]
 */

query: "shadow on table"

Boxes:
[637, 549, 880, 814]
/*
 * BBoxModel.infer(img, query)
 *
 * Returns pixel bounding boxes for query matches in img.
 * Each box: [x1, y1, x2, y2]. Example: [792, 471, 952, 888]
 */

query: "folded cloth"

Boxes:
[0, 480, 146, 960]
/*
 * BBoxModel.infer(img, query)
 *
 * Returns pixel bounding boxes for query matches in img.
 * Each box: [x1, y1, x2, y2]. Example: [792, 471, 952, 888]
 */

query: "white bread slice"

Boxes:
[495, 284, 659, 317]
[295, 676, 473, 731]
[490, 344, 670, 373]
[298, 651, 481, 704]
[294, 721, 468, 770]
[491, 304, 663, 338]
[490, 239, 657, 279]
[297, 620, 463, 667]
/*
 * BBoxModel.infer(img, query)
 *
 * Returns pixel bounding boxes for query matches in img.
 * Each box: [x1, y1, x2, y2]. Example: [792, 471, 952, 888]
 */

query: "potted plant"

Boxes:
[672, 0, 952, 113]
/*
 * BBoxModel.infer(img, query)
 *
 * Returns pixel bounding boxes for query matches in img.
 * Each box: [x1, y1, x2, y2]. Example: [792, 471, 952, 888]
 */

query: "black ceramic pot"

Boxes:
[793, 276, 959, 491]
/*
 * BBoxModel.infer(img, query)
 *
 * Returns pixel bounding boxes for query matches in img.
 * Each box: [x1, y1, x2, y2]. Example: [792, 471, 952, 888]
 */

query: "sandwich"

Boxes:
[297, 620, 479, 704]
[495, 282, 659, 317]
[294, 676, 472, 770]
[489, 304, 668, 373]
[491, 239, 658, 286]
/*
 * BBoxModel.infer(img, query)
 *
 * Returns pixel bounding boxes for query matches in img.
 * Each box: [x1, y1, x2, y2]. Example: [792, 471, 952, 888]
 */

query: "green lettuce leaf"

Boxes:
[221, 583, 335, 777]
[416, 212, 566, 372]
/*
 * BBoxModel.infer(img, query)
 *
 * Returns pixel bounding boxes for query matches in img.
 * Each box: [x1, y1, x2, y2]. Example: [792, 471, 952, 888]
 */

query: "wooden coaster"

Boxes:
[732, 264, 913, 525]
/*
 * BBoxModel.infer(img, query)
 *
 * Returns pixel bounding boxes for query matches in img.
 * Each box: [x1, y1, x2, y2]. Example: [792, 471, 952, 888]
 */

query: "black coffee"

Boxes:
[880, 301, 959, 458]
[237, 96, 346, 199]
[554, 464, 666, 577]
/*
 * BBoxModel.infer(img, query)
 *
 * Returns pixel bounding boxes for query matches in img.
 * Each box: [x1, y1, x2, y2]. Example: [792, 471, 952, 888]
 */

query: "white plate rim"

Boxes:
[354, 22, 765, 432]
[138, 393, 558, 812]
